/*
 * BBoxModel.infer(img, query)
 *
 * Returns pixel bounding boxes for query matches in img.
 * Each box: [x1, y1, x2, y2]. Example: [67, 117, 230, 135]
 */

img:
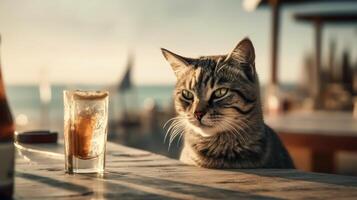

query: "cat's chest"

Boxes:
[188, 132, 265, 160]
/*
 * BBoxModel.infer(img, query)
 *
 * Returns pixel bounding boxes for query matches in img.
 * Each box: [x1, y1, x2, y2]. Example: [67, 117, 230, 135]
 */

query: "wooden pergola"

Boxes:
[243, 0, 357, 87]
[294, 11, 357, 107]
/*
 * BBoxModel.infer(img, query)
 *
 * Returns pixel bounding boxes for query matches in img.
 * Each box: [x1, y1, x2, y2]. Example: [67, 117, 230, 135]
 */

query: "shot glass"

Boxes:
[63, 90, 109, 174]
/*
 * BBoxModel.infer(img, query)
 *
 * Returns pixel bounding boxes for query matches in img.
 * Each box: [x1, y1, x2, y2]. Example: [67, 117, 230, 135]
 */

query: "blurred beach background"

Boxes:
[1, 0, 357, 174]
[7, 85, 174, 131]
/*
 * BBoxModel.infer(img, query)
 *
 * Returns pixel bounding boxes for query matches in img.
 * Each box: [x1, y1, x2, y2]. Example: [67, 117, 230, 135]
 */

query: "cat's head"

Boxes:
[161, 38, 261, 137]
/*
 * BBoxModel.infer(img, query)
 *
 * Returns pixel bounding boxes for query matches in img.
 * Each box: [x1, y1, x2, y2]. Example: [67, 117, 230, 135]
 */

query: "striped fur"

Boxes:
[161, 38, 294, 169]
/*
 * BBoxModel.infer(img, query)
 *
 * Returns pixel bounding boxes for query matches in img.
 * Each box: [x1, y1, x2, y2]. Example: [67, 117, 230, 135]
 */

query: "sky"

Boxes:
[0, 0, 356, 86]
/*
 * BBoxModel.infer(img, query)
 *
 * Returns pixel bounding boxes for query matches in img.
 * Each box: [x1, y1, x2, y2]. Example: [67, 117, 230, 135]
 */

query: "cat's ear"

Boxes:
[225, 38, 256, 82]
[228, 37, 255, 65]
[161, 48, 193, 77]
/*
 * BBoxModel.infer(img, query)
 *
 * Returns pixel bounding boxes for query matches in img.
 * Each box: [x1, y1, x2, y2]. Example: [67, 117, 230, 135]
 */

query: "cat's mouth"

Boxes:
[191, 119, 213, 128]
[187, 120, 219, 137]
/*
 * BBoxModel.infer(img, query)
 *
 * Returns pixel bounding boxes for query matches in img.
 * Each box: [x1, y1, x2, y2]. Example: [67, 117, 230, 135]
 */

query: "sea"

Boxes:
[6, 84, 175, 133]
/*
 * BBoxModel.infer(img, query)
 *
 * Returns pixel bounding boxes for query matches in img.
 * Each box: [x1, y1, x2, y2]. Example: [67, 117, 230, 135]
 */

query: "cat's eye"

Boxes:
[213, 88, 228, 99]
[182, 89, 194, 100]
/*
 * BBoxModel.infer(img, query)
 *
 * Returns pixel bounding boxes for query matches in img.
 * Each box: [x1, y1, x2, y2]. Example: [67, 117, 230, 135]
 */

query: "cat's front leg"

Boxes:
[179, 147, 197, 166]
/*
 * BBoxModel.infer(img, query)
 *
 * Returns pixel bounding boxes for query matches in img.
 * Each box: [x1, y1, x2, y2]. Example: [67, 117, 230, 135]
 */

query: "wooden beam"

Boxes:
[270, 0, 280, 85]
[313, 20, 322, 108]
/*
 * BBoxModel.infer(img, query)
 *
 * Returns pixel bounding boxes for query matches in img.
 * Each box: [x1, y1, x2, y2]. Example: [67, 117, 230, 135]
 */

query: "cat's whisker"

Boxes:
[221, 118, 249, 145]
[238, 122, 258, 143]
[176, 131, 184, 147]
[164, 119, 184, 143]
[163, 116, 187, 129]
[226, 121, 246, 143]
[218, 118, 239, 133]
[172, 122, 185, 140]
[170, 125, 181, 142]
[168, 121, 185, 150]
[227, 119, 250, 144]
[167, 119, 182, 131]
[164, 116, 187, 149]
[164, 121, 176, 143]
[166, 120, 182, 135]
[237, 119, 255, 133]
[173, 125, 185, 147]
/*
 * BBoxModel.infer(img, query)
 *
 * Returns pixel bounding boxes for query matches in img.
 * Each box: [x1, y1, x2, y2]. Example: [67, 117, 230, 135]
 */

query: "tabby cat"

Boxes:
[161, 38, 294, 169]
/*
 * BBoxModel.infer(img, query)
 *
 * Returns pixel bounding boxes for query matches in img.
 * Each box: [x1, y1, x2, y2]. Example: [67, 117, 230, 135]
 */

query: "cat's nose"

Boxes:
[194, 111, 206, 121]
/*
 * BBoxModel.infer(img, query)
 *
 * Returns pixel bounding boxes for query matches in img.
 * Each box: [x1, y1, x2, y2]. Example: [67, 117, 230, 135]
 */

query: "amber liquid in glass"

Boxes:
[72, 113, 95, 160]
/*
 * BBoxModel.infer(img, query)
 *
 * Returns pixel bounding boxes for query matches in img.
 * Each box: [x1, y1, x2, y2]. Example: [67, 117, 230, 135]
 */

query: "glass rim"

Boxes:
[63, 90, 109, 100]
